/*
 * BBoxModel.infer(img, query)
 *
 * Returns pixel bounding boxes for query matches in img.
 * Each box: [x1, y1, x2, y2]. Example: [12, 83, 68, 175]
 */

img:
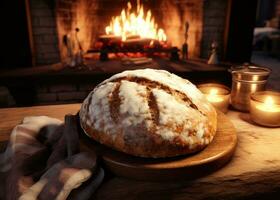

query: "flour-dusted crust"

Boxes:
[80, 69, 217, 158]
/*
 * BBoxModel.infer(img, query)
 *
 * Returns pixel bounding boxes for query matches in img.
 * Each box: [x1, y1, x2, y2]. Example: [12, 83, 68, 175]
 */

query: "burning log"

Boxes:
[99, 35, 151, 49]
[125, 35, 141, 40]
[98, 35, 122, 50]
[87, 45, 179, 61]
[122, 38, 152, 49]
[98, 35, 161, 55]
[122, 38, 152, 45]
[99, 34, 122, 43]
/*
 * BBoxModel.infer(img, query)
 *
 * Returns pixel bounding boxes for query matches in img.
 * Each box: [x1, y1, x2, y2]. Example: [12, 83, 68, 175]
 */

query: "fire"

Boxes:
[105, 1, 167, 42]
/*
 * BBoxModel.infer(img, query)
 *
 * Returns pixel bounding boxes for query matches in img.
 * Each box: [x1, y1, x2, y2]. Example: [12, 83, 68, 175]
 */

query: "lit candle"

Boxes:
[206, 89, 223, 102]
[250, 91, 280, 127]
[198, 84, 230, 113]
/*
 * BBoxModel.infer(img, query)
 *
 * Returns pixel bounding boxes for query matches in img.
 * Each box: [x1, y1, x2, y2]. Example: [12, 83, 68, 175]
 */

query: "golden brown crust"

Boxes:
[80, 120, 206, 158]
[80, 69, 217, 158]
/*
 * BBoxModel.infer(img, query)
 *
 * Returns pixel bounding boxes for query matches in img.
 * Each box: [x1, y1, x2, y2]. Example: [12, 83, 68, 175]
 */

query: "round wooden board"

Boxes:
[81, 111, 237, 181]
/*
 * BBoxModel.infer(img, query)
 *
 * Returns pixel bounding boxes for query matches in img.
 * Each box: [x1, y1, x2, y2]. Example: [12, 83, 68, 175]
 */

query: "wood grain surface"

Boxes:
[0, 104, 80, 142]
[1, 104, 280, 199]
[86, 111, 237, 181]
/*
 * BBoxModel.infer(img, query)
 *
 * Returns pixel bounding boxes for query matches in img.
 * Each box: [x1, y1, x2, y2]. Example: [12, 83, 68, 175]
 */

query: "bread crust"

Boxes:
[80, 69, 217, 158]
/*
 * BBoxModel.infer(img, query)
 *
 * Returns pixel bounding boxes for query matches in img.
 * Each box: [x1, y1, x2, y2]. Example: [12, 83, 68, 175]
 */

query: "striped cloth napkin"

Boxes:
[0, 114, 104, 200]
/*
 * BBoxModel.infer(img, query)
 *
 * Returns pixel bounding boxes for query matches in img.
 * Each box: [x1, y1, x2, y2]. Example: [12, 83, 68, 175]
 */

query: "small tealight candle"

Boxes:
[250, 91, 280, 127]
[198, 84, 230, 113]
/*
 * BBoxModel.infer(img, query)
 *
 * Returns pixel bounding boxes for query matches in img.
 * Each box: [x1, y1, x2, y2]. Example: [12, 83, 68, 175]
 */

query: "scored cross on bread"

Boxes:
[80, 69, 217, 158]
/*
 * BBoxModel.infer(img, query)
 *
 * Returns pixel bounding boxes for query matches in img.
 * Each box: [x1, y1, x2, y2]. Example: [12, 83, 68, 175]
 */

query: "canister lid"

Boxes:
[230, 64, 271, 81]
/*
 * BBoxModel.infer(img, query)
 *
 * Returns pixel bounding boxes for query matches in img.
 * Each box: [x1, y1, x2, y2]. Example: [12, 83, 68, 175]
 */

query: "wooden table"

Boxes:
[1, 104, 280, 199]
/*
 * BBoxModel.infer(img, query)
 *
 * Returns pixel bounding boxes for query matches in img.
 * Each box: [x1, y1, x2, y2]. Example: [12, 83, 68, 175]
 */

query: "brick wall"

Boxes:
[158, 0, 203, 58]
[201, 0, 229, 59]
[56, 0, 99, 61]
[30, 0, 60, 65]
[35, 83, 95, 104]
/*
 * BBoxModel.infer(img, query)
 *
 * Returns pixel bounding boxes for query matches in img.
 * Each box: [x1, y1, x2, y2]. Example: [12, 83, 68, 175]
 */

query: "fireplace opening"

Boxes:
[55, 0, 205, 64]
[87, 0, 174, 61]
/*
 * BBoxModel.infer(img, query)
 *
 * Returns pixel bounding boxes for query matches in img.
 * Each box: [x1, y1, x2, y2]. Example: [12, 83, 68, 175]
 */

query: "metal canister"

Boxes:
[230, 64, 271, 112]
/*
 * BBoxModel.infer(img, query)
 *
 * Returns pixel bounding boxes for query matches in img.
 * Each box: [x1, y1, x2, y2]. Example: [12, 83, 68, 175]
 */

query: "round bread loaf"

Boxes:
[80, 69, 217, 158]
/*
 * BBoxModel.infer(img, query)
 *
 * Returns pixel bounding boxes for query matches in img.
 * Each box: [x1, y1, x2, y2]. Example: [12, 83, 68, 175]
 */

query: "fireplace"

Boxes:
[56, 0, 204, 61]
[27, 0, 229, 65]
[1, 0, 258, 107]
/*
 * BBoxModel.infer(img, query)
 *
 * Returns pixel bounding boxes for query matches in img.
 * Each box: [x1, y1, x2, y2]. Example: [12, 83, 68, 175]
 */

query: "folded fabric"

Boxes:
[0, 114, 104, 200]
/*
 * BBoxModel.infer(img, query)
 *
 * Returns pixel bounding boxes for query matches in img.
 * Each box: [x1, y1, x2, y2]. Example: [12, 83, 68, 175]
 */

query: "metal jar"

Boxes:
[230, 65, 271, 112]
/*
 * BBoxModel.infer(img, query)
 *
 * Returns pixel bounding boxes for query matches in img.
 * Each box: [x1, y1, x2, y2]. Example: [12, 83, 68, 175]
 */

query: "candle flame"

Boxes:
[209, 89, 218, 96]
[264, 96, 274, 107]
[206, 88, 223, 103]
[105, 0, 167, 42]
[256, 96, 280, 112]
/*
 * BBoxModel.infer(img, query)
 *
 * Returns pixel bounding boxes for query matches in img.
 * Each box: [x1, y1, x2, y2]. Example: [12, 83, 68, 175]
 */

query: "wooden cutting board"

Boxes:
[81, 111, 237, 181]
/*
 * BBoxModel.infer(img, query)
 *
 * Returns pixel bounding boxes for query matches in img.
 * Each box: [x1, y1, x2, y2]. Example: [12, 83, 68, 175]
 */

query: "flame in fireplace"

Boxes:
[105, 1, 167, 42]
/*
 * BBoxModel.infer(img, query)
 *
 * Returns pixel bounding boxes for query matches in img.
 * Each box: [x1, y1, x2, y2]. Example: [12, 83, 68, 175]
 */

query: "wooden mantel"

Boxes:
[0, 104, 280, 199]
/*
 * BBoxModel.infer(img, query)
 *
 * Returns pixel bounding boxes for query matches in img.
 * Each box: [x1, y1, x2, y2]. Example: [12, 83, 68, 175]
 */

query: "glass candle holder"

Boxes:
[250, 91, 280, 127]
[198, 83, 231, 113]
